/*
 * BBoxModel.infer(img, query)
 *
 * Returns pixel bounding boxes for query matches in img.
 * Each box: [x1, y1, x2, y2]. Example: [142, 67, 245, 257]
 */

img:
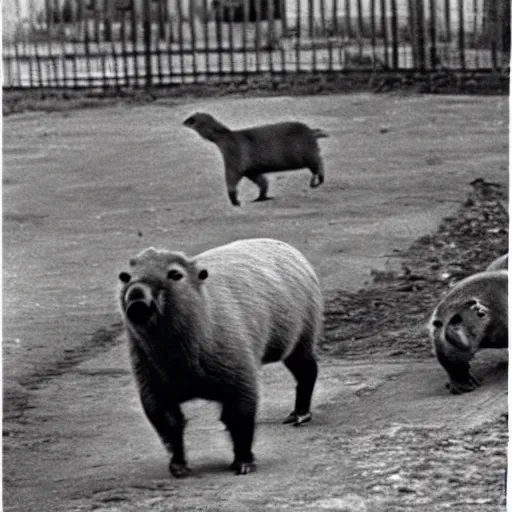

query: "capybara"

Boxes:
[118, 238, 323, 476]
[183, 112, 328, 206]
[485, 253, 508, 272]
[429, 270, 508, 394]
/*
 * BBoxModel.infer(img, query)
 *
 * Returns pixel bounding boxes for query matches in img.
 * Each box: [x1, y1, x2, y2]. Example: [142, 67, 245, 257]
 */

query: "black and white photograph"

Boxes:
[2, 0, 509, 510]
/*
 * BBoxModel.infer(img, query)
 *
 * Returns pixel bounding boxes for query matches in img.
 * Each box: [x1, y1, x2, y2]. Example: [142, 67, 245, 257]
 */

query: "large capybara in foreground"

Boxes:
[118, 238, 323, 477]
[183, 112, 328, 206]
[429, 270, 508, 394]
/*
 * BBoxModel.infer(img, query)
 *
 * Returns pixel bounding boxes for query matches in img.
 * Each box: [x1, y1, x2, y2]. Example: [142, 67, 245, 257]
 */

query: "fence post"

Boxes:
[142, 0, 152, 86]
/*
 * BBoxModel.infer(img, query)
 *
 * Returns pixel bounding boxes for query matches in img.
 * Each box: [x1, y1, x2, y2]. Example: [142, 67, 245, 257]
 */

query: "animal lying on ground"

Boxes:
[183, 112, 328, 206]
[118, 238, 323, 476]
[429, 268, 508, 394]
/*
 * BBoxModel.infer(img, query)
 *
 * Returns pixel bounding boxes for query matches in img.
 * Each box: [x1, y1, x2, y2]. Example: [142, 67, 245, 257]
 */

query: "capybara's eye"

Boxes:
[167, 269, 183, 281]
[449, 314, 463, 326]
[198, 269, 208, 280]
[119, 272, 131, 283]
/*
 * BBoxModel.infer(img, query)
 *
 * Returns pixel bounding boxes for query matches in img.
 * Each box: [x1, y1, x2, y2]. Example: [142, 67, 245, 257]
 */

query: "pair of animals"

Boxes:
[182, 113, 328, 206]
[118, 238, 508, 478]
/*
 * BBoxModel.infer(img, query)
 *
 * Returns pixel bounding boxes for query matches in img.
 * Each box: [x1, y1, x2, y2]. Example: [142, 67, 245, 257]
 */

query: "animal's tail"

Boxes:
[312, 128, 329, 139]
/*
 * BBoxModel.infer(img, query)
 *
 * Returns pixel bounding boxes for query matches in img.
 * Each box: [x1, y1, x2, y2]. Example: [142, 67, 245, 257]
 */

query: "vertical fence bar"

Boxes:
[407, 0, 416, 68]
[109, 3, 120, 87]
[190, 0, 199, 80]
[166, 6, 175, 83]
[267, 0, 275, 73]
[255, 0, 262, 71]
[157, 0, 165, 40]
[490, 0, 498, 70]
[120, 8, 129, 86]
[444, 0, 451, 43]
[228, 5, 235, 75]
[380, 0, 389, 67]
[176, 0, 186, 81]
[344, 0, 352, 38]
[429, 0, 437, 68]
[356, 0, 363, 37]
[45, 0, 54, 86]
[498, 0, 507, 69]
[296, 0, 301, 71]
[319, 0, 326, 36]
[202, 0, 210, 77]
[242, 0, 248, 76]
[18, 0, 34, 88]
[415, 0, 426, 70]
[308, 0, 314, 37]
[142, 0, 152, 86]
[69, 0, 79, 87]
[130, 0, 140, 86]
[312, 0, 318, 71]
[390, 0, 398, 68]
[472, 0, 479, 67]
[457, 0, 465, 69]
[370, 0, 376, 63]
[332, 0, 338, 34]
[100, 4, 108, 89]
[57, 0, 69, 87]
[29, 0, 44, 86]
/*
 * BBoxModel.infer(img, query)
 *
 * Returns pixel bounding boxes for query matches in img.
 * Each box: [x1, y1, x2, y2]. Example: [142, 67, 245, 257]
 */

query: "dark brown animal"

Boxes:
[183, 112, 328, 206]
[429, 270, 508, 394]
[118, 238, 323, 476]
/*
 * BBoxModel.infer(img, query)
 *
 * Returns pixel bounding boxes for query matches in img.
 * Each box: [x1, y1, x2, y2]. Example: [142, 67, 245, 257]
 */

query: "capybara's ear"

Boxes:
[167, 269, 184, 281]
[119, 272, 131, 283]
[198, 269, 208, 280]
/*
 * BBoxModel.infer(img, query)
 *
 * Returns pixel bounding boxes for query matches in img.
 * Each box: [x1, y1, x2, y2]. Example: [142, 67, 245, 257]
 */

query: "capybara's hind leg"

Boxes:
[283, 342, 318, 426]
[222, 400, 257, 475]
[246, 173, 271, 202]
[309, 159, 325, 188]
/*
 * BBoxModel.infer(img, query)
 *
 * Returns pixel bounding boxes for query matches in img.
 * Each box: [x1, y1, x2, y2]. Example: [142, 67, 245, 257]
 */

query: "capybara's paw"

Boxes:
[230, 460, 256, 475]
[309, 175, 324, 188]
[169, 461, 192, 478]
[253, 196, 273, 202]
[446, 373, 482, 394]
[282, 411, 312, 426]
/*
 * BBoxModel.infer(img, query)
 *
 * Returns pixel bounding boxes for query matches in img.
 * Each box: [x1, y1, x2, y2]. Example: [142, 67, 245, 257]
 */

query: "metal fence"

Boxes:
[2, 0, 510, 88]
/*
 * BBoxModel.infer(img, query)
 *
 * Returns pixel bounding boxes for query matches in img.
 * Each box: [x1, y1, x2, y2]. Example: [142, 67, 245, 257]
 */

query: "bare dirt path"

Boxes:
[3, 94, 508, 511]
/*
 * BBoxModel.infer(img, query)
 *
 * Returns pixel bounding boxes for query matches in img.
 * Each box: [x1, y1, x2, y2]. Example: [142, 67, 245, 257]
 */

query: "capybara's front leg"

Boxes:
[226, 171, 242, 206]
[222, 400, 257, 475]
[436, 351, 481, 394]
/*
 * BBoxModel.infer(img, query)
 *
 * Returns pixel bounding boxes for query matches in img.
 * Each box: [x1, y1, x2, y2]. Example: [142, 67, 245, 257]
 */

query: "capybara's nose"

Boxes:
[125, 284, 154, 325]
[126, 300, 154, 324]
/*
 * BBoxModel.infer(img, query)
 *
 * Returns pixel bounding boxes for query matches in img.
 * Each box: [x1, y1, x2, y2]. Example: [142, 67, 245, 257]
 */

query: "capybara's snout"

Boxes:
[125, 284, 155, 325]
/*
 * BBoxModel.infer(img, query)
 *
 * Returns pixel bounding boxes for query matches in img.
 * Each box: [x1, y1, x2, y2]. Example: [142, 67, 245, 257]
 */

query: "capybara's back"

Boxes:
[197, 238, 323, 365]
[238, 122, 321, 173]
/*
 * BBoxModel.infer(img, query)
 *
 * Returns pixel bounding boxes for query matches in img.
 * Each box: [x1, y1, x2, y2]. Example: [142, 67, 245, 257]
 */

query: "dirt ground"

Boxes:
[3, 94, 509, 512]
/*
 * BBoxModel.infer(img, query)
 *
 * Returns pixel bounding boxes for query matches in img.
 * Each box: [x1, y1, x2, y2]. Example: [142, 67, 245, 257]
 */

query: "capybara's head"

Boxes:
[119, 247, 208, 328]
[183, 112, 229, 142]
[429, 297, 492, 355]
